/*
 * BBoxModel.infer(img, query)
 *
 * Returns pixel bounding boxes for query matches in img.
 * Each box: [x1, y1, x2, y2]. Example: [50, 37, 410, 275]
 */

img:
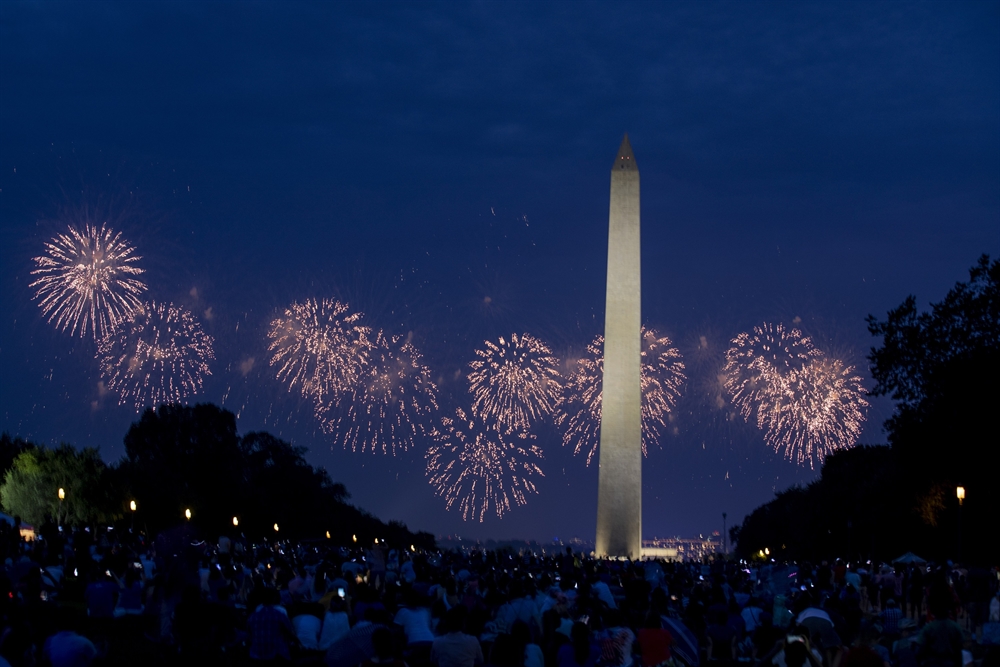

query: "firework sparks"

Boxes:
[557, 327, 687, 465]
[723, 323, 868, 467]
[722, 322, 821, 429]
[467, 333, 562, 431]
[30, 224, 147, 340]
[97, 302, 214, 409]
[319, 331, 439, 455]
[267, 298, 371, 406]
[763, 356, 868, 468]
[425, 407, 544, 522]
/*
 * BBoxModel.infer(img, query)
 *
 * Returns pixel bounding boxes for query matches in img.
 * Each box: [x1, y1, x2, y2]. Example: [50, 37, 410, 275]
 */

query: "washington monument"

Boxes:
[595, 134, 642, 559]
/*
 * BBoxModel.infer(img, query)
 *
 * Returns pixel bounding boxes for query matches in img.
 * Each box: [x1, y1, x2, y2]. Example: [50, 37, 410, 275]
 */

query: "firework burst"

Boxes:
[467, 333, 562, 431]
[319, 331, 439, 455]
[425, 407, 544, 522]
[722, 323, 821, 429]
[267, 298, 371, 406]
[723, 323, 868, 467]
[557, 327, 687, 465]
[763, 356, 868, 468]
[97, 301, 214, 409]
[30, 223, 147, 340]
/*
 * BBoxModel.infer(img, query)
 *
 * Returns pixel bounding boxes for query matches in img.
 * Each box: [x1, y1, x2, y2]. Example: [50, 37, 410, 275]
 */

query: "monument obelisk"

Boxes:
[595, 134, 642, 559]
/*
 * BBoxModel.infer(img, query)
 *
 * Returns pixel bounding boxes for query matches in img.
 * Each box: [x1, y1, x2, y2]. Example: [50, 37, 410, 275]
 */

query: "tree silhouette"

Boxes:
[120, 403, 244, 534]
[117, 403, 435, 547]
[867, 254, 998, 556]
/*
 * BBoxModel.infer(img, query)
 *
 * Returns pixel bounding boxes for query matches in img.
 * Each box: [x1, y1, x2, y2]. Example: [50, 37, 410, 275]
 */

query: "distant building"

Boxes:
[643, 535, 721, 561]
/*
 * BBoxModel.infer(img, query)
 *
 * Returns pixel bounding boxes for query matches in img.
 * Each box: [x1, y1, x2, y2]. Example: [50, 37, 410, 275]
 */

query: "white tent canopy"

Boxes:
[892, 552, 927, 565]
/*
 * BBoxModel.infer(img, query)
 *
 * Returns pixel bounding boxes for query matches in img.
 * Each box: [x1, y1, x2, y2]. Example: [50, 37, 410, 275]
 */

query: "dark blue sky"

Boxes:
[1, 1, 998, 541]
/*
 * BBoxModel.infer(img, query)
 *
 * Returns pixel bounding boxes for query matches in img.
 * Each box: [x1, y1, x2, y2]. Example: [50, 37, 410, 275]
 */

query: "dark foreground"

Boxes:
[2, 522, 998, 667]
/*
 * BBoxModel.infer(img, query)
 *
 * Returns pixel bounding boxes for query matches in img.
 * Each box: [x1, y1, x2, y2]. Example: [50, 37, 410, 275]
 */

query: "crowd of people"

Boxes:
[1, 520, 998, 667]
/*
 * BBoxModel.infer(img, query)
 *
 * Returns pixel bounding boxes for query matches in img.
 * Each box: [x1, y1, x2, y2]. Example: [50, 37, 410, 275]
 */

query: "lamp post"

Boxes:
[129, 500, 137, 533]
[185, 508, 192, 520]
[232, 516, 239, 527]
[58, 487, 66, 528]
[956, 486, 965, 562]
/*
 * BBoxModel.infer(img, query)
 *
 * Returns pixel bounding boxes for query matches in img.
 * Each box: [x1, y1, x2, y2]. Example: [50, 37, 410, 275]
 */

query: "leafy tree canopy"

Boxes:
[0, 433, 34, 479]
[0, 445, 118, 526]
[0, 405, 434, 548]
[867, 254, 999, 409]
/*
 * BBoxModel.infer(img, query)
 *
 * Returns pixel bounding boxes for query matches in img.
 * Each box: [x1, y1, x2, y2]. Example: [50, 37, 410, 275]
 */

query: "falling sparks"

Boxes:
[425, 407, 544, 522]
[557, 327, 687, 465]
[97, 302, 214, 409]
[267, 298, 371, 406]
[30, 224, 147, 340]
[723, 323, 867, 467]
[557, 338, 603, 465]
[764, 356, 868, 467]
[320, 331, 439, 455]
[722, 322, 822, 429]
[467, 333, 562, 431]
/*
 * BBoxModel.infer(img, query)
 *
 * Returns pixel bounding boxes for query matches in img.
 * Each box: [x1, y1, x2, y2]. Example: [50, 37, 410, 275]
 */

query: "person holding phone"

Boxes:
[320, 597, 351, 650]
[757, 628, 823, 667]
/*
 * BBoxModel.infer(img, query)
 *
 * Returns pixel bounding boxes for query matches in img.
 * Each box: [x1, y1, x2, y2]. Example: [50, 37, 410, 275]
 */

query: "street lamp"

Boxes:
[232, 516, 239, 527]
[58, 488, 66, 528]
[129, 500, 137, 533]
[956, 486, 965, 561]
[273, 523, 279, 532]
[326, 530, 331, 539]
[184, 508, 192, 520]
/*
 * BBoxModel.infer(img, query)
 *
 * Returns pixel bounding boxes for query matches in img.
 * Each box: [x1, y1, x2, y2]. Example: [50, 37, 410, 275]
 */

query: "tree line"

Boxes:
[0, 403, 435, 549]
[732, 255, 998, 564]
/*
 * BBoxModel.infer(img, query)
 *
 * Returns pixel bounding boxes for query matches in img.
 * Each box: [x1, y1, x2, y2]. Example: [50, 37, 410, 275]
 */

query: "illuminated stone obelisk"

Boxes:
[595, 134, 642, 559]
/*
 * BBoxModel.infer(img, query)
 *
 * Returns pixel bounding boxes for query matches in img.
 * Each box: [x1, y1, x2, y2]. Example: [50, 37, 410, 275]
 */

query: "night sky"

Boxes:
[1, 2, 997, 542]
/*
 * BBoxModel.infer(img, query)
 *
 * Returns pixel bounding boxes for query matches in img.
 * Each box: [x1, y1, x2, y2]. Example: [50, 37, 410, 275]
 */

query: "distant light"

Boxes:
[410, 544, 415, 552]
[58, 488, 66, 500]
[765, 547, 770, 555]
[957, 486, 965, 505]
[232, 516, 239, 527]
[184, 508, 192, 520]
[273, 523, 279, 532]
[130, 500, 137, 512]
[352, 534, 357, 543]
[326, 531, 331, 539]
